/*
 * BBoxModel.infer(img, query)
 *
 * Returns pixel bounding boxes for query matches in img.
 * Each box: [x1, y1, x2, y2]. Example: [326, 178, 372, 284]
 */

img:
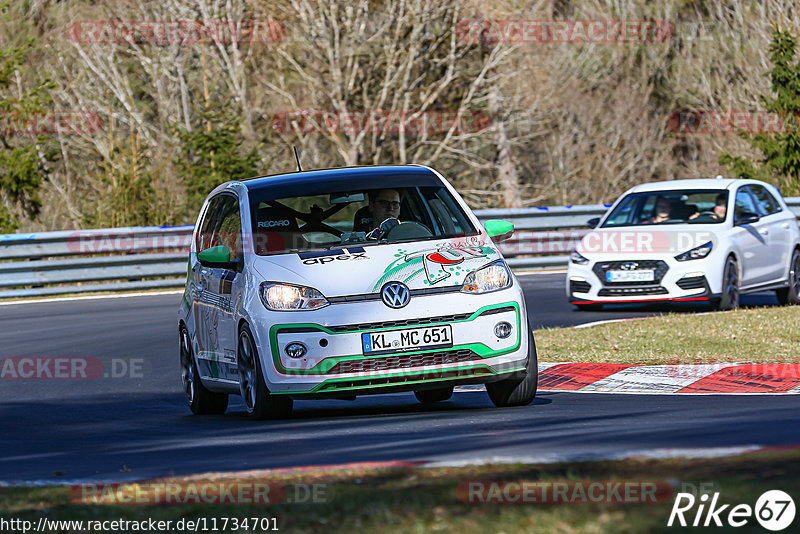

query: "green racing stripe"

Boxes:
[267, 301, 522, 376]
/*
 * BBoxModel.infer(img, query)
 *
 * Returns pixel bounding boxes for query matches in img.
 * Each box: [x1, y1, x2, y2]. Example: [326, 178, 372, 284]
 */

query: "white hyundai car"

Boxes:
[567, 178, 800, 311]
[178, 165, 537, 418]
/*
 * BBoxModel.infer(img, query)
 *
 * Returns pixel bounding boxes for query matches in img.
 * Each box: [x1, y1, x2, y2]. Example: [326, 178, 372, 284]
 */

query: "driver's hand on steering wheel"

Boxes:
[366, 217, 400, 240]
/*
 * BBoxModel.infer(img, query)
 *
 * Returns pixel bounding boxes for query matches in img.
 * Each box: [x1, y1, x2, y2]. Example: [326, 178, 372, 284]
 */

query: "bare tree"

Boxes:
[262, 0, 531, 206]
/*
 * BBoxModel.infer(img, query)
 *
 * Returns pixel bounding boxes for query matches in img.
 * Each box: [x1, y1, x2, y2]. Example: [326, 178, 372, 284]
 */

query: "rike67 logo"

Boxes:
[668, 490, 795, 531]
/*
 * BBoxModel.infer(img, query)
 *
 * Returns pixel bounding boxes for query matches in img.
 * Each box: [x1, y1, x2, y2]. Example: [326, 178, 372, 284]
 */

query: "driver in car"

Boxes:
[370, 189, 401, 225]
[709, 194, 727, 220]
[645, 197, 672, 224]
[364, 189, 402, 238]
[688, 193, 727, 221]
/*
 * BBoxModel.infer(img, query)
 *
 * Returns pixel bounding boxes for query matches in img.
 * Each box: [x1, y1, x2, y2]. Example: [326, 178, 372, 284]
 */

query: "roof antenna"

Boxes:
[293, 145, 302, 172]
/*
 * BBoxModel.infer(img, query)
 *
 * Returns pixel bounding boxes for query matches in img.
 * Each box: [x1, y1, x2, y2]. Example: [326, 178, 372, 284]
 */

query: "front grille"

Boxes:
[327, 349, 481, 374]
[598, 286, 668, 296]
[593, 260, 669, 286]
[317, 367, 492, 391]
[327, 285, 462, 304]
[327, 312, 471, 333]
[677, 275, 707, 290]
[570, 280, 591, 294]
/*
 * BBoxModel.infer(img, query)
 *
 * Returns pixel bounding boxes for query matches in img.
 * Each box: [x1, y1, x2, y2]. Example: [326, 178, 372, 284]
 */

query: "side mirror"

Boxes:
[484, 220, 514, 243]
[587, 217, 600, 229]
[198, 245, 239, 270]
[735, 212, 760, 226]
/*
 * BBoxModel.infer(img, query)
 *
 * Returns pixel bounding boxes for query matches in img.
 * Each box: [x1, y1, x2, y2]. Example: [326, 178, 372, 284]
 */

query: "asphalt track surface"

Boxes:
[0, 273, 794, 484]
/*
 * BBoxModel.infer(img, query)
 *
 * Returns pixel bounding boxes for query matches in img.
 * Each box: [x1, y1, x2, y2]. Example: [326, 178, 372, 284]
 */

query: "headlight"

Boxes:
[674, 241, 713, 261]
[260, 282, 329, 311]
[461, 261, 511, 294]
[570, 249, 590, 265]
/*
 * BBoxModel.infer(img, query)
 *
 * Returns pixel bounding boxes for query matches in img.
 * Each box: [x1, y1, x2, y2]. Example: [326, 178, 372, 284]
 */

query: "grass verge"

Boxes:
[1, 450, 798, 533]
[535, 306, 800, 365]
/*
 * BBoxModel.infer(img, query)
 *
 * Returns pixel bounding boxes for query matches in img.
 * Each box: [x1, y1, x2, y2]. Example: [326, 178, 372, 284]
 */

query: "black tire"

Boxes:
[776, 249, 800, 305]
[179, 326, 228, 415]
[414, 387, 454, 403]
[486, 323, 538, 408]
[238, 324, 293, 420]
[717, 256, 740, 311]
[575, 303, 602, 311]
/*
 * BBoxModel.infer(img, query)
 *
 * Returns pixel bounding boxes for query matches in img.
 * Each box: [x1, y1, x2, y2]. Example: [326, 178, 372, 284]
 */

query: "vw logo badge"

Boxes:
[620, 262, 638, 271]
[381, 281, 410, 309]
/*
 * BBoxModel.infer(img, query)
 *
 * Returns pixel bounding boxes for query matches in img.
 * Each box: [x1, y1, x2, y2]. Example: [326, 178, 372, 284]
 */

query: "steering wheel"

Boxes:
[384, 221, 433, 241]
[366, 217, 400, 240]
[692, 211, 720, 221]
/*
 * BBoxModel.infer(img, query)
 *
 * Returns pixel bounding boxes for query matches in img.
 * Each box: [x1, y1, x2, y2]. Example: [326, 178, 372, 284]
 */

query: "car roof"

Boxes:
[225, 165, 445, 203]
[242, 165, 437, 191]
[628, 178, 741, 192]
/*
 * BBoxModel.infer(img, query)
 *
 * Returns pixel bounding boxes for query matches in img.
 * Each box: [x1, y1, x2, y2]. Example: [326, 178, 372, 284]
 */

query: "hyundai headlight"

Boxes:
[570, 249, 590, 265]
[260, 282, 329, 311]
[461, 261, 512, 294]
[675, 241, 713, 261]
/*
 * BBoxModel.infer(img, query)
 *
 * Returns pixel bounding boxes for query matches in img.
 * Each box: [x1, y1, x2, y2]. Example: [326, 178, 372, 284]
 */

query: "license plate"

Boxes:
[606, 270, 655, 282]
[361, 325, 453, 355]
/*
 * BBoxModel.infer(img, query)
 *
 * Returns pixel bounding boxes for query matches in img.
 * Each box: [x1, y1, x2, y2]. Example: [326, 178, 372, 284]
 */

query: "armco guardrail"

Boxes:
[0, 226, 194, 299]
[1, 200, 798, 299]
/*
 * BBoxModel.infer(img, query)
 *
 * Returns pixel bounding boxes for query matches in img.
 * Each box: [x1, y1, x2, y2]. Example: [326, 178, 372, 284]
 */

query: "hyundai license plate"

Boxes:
[606, 270, 655, 282]
[361, 325, 453, 355]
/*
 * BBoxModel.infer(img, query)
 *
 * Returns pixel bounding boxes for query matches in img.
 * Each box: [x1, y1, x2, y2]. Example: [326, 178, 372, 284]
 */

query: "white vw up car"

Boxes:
[178, 165, 537, 418]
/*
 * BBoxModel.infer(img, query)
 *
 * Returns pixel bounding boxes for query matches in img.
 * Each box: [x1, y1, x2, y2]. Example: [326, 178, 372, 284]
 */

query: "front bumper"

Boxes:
[249, 288, 530, 395]
[566, 255, 722, 305]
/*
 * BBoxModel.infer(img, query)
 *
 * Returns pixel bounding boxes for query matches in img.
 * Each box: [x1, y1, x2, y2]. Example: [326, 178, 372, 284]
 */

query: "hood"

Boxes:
[251, 236, 502, 297]
[576, 225, 721, 258]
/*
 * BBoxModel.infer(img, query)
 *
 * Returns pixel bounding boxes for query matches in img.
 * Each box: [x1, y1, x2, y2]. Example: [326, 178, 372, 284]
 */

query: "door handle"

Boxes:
[759, 229, 769, 236]
[783, 223, 790, 229]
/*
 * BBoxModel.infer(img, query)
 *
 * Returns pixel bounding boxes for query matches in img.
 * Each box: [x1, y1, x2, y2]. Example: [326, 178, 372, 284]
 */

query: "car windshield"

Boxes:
[601, 189, 729, 227]
[248, 184, 478, 255]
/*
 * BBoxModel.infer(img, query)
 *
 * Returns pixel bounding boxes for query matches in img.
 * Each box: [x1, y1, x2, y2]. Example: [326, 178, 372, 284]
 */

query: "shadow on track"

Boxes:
[3, 389, 800, 484]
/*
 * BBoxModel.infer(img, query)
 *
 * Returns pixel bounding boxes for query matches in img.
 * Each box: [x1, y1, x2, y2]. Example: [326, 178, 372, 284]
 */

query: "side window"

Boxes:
[750, 185, 781, 216]
[196, 195, 223, 252]
[216, 196, 243, 263]
[734, 187, 758, 221]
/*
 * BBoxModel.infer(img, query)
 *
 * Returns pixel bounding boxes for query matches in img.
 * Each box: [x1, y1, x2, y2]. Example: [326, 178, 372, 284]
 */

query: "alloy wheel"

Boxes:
[725, 259, 739, 309]
[179, 329, 195, 405]
[238, 331, 257, 412]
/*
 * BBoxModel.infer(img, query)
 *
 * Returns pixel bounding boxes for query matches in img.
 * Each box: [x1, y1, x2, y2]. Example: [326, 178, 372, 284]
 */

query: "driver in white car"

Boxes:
[709, 193, 727, 220]
[688, 193, 727, 221]
[359, 189, 403, 239]
[369, 189, 401, 227]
